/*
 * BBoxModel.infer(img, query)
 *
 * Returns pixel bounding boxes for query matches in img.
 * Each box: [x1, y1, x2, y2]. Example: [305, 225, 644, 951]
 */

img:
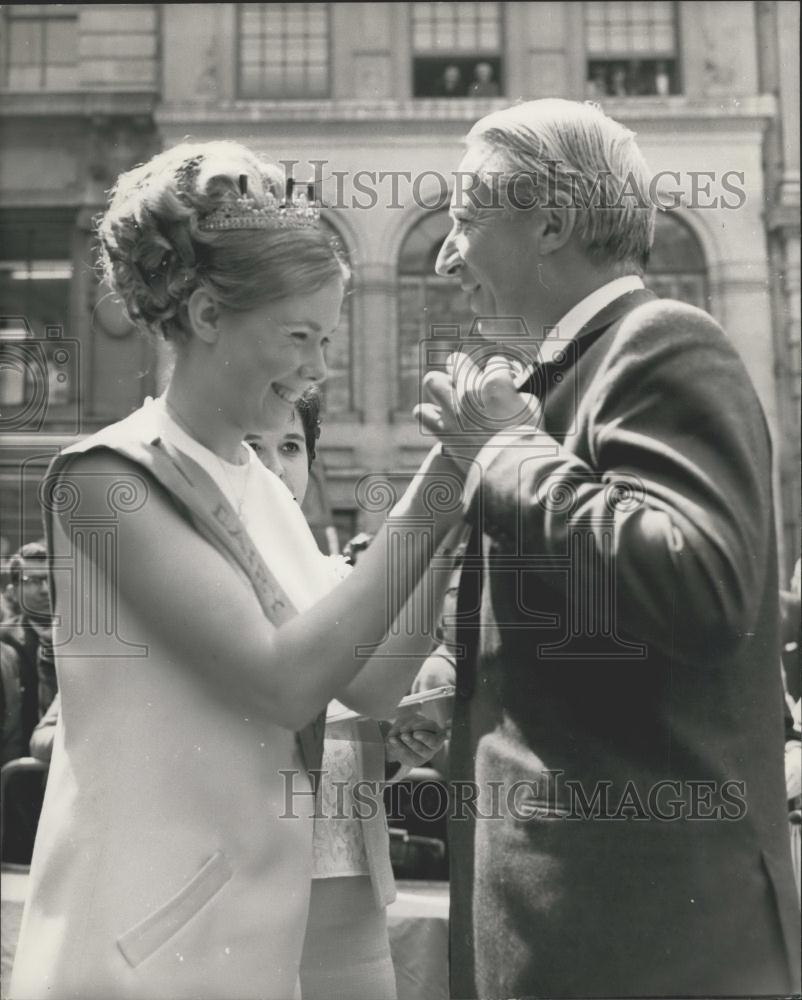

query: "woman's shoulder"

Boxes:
[58, 401, 162, 465]
[45, 405, 179, 527]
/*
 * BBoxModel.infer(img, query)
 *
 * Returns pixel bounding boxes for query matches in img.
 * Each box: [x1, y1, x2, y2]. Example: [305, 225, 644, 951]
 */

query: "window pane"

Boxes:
[239, 64, 262, 97]
[397, 214, 479, 412]
[241, 37, 263, 62]
[584, 0, 677, 56]
[412, 1, 500, 54]
[238, 2, 330, 98]
[7, 64, 42, 89]
[9, 21, 43, 66]
[318, 221, 351, 413]
[44, 63, 79, 89]
[323, 303, 351, 415]
[44, 18, 77, 64]
[643, 215, 707, 309]
[306, 65, 327, 96]
[0, 254, 74, 415]
[260, 65, 284, 93]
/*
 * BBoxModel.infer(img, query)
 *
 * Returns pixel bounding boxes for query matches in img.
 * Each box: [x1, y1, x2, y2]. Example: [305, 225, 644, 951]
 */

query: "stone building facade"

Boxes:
[1, 2, 799, 575]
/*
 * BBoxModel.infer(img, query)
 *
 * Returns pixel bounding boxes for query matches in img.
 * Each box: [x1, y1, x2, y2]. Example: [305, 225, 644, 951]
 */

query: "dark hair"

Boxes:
[295, 386, 322, 468]
[10, 540, 47, 590]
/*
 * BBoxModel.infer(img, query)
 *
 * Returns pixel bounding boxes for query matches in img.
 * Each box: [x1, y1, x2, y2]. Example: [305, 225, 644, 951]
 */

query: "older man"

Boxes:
[415, 99, 800, 998]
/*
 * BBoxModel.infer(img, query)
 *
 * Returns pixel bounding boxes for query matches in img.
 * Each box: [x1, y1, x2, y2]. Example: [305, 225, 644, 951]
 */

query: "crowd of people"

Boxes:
[429, 61, 501, 98]
[1, 97, 800, 1000]
[586, 59, 674, 98]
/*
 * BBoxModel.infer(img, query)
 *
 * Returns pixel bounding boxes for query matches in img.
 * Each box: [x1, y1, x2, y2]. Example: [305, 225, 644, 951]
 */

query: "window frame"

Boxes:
[235, 2, 332, 101]
[583, 1, 683, 98]
[644, 211, 709, 311]
[395, 210, 477, 417]
[0, 209, 78, 425]
[410, 1, 506, 99]
[318, 215, 355, 418]
[2, 3, 79, 91]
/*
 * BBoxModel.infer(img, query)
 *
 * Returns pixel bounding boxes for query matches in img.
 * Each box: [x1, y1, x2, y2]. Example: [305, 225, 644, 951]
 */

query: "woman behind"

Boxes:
[249, 390, 445, 1000]
[10, 142, 462, 1000]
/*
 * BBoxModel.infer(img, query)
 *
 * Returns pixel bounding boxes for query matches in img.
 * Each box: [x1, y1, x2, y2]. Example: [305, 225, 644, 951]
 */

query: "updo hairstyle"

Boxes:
[97, 141, 347, 345]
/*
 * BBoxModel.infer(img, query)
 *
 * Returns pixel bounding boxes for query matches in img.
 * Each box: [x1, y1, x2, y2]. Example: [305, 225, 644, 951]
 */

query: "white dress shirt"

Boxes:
[461, 275, 645, 506]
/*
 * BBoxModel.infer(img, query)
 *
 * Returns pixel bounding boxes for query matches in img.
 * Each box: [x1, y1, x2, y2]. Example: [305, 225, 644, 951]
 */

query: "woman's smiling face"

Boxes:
[215, 277, 344, 434]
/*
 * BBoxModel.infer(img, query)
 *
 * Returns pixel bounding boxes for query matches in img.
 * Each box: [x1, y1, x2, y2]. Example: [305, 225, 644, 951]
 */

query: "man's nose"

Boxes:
[435, 234, 461, 277]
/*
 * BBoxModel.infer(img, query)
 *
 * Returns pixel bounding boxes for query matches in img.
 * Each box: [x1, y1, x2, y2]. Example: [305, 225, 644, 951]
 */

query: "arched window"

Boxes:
[320, 217, 353, 415]
[397, 211, 474, 414]
[644, 212, 708, 310]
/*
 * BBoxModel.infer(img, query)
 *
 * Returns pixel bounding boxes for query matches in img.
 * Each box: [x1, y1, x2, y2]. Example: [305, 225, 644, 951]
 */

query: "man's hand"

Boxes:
[413, 348, 540, 464]
[386, 713, 448, 768]
[411, 648, 457, 694]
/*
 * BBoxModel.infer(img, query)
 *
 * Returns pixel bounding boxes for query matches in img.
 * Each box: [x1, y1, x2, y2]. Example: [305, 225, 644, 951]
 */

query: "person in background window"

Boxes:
[469, 62, 500, 98]
[610, 63, 629, 96]
[434, 63, 463, 97]
[654, 61, 671, 96]
[586, 66, 609, 98]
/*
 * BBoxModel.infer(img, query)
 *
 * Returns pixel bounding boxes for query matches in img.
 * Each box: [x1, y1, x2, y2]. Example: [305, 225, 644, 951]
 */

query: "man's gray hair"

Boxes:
[467, 98, 656, 273]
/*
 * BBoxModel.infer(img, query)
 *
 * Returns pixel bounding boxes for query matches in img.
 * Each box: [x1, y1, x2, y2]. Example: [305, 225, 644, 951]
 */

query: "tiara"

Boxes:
[198, 176, 321, 232]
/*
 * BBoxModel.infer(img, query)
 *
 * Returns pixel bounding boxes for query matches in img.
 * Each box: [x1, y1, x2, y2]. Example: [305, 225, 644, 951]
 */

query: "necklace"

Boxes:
[163, 398, 252, 520]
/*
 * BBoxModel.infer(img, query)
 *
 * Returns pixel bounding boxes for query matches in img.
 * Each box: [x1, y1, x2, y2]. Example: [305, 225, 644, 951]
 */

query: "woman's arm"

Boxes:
[58, 447, 463, 732]
[336, 545, 456, 719]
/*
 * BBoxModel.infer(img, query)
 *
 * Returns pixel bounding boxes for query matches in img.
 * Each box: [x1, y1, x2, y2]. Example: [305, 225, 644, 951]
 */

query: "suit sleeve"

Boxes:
[475, 300, 775, 660]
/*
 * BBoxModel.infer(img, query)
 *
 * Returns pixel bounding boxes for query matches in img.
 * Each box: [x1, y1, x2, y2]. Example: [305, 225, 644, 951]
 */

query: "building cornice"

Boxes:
[0, 90, 157, 119]
[155, 94, 777, 131]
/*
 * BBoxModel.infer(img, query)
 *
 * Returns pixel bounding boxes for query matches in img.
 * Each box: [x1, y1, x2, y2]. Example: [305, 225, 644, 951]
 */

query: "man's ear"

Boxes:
[186, 288, 221, 345]
[536, 206, 577, 256]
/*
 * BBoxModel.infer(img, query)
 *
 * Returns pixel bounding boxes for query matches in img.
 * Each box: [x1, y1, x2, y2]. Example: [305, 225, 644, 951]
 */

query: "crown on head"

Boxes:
[198, 175, 321, 232]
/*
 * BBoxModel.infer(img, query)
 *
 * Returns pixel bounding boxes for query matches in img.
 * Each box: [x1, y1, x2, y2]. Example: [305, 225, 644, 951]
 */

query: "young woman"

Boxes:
[248, 391, 446, 1000]
[10, 141, 462, 1000]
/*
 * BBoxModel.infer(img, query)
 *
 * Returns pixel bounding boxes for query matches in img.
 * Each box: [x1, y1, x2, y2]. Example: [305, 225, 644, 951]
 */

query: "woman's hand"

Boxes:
[385, 713, 448, 768]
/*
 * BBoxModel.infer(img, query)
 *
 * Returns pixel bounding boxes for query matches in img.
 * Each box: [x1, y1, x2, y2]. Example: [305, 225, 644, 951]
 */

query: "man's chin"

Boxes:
[468, 288, 497, 317]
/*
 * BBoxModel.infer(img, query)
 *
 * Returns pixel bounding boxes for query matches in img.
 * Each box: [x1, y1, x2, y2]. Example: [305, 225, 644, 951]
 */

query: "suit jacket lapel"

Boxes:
[456, 289, 657, 692]
[519, 288, 657, 397]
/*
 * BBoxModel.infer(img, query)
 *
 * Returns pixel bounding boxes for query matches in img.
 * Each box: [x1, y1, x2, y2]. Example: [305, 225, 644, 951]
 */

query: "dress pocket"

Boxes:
[117, 850, 233, 969]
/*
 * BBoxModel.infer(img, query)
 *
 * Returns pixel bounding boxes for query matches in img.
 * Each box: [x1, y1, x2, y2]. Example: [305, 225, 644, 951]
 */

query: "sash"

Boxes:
[41, 405, 326, 778]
